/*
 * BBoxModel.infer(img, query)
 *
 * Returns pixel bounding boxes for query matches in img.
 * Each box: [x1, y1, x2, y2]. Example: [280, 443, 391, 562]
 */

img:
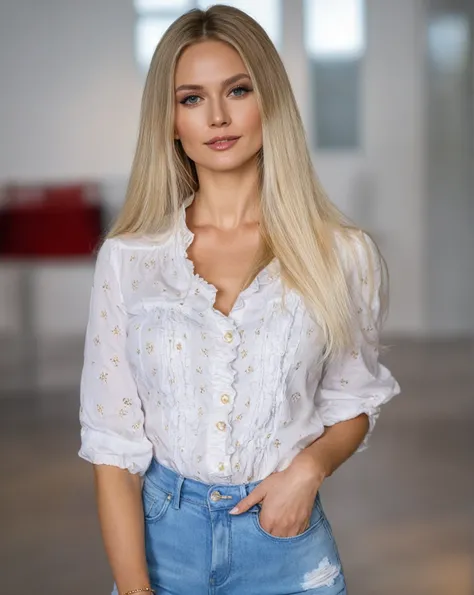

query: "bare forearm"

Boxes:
[93, 465, 150, 594]
[302, 414, 370, 478]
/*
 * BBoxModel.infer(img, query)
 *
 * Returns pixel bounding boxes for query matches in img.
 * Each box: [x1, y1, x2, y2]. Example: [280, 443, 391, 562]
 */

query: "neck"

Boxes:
[191, 160, 261, 231]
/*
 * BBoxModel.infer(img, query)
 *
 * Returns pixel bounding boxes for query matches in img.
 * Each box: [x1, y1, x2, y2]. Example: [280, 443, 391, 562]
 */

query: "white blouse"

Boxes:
[78, 196, 401, 484]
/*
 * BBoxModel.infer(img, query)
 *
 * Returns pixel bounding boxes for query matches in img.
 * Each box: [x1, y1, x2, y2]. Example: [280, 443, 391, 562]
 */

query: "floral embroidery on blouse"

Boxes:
[78, 195, 401, 481]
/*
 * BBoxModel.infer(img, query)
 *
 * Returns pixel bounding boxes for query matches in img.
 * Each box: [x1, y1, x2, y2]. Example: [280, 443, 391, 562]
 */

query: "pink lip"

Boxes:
[205, 136, 241, 151]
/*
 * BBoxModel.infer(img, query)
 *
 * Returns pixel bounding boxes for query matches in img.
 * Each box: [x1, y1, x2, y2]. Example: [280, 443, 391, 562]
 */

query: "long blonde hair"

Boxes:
[108, 4, 388, 360]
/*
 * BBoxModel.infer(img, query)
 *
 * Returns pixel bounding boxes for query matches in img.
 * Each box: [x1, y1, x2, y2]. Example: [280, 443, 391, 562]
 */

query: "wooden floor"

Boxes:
[1, 338, 473, 595]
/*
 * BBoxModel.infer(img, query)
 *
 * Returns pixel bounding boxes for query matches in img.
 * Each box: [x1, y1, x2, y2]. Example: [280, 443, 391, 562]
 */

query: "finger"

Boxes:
[229, 489, 264, 515]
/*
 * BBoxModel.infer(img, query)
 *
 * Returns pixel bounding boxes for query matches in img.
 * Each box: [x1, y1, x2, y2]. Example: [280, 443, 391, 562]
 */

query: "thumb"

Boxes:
[229, 487, 264, 515]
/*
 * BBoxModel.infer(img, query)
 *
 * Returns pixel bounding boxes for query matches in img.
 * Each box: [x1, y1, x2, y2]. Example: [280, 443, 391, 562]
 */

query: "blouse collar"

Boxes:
[176, 194, 280, 313]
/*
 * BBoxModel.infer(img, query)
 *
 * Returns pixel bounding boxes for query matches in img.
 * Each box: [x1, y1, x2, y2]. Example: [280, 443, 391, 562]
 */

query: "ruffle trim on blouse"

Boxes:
[208, 321, 241, 476]
[355, 406, 381, 452]
[78, 445, 152, 476]
[248, 291, 304, 459]
[177, 194, 281, 317]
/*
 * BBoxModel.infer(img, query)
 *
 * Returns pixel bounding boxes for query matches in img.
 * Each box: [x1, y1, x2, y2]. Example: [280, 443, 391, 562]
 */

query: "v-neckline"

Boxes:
[178, 194, 278, 318]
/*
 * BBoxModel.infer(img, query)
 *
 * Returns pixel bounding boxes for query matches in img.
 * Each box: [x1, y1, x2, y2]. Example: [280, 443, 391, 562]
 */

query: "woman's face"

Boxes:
[174, 40, 262, 173]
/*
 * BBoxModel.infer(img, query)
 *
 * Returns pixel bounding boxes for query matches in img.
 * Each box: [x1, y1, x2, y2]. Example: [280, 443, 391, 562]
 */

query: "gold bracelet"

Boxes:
[123, 588, 155, 595]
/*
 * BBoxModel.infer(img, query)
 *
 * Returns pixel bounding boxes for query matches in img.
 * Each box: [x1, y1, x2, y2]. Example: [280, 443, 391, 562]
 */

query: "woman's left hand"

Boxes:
[229, 451, 327, 538]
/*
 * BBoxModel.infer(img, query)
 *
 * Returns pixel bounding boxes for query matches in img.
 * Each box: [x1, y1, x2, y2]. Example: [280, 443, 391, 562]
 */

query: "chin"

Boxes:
[197, 151, 261, 174]
[205, 161, 247, 173]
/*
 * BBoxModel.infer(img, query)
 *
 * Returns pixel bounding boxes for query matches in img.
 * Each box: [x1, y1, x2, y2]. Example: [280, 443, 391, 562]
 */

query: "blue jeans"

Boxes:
[112, 458, 347, 594]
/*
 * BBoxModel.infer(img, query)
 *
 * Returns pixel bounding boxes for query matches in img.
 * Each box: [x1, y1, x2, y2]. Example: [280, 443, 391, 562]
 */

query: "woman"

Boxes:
[79, 5, 400, 595]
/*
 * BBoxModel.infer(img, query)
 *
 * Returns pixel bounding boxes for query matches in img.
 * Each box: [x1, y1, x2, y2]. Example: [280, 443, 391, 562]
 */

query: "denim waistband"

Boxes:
[144, 458, 265, 511]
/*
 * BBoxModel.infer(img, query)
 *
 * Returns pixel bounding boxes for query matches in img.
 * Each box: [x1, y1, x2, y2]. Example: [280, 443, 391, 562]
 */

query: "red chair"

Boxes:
[0, 181, 104, 391]
[0, 182, 103, 258]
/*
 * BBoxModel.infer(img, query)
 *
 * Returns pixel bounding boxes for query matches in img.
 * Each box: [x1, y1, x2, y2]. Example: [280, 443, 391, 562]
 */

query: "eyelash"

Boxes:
[179, 85, 252, 106]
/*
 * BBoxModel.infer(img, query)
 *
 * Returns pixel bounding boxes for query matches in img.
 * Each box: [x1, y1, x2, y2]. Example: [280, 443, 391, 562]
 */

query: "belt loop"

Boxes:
[172, 474, 184, 510]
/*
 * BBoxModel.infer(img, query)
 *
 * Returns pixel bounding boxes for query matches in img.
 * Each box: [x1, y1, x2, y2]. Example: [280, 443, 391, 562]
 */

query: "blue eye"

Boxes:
[179, 86, 252, 106]
[181, 95, 201, 105]
[230, 86, 251, 97]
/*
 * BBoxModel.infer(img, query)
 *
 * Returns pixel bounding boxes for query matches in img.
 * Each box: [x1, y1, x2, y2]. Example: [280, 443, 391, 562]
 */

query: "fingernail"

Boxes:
[229, 506, 239, 514]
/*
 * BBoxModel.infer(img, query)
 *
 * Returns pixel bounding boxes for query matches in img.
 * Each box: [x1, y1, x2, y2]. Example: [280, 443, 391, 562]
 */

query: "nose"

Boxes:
[209, 97, 231, 128]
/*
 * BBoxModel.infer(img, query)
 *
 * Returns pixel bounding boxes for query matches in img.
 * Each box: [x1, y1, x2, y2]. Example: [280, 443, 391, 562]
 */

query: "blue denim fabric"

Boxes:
[112, 458, 347, 594]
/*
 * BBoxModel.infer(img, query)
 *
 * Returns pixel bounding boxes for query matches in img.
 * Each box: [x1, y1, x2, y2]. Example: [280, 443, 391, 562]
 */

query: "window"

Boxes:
[134, 0, 282, 72]
[304, 0, 366, 150]
[428, 13, 470, 72]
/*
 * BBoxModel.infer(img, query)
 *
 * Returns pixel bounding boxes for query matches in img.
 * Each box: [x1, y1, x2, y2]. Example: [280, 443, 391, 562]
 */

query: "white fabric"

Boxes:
[79, 195, 400, 483]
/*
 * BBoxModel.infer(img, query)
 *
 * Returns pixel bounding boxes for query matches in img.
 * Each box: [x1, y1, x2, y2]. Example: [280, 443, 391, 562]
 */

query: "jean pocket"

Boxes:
[251, 496, 324, 543]
[142, 480, 172, 523]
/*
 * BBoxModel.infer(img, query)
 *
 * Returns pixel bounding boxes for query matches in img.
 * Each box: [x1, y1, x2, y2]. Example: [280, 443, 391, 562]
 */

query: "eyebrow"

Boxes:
[175, 73, 251, 93]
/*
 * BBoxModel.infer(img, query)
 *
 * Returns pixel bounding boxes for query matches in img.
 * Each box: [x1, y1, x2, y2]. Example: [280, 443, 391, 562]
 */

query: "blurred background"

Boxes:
[0, 0, 472, 593]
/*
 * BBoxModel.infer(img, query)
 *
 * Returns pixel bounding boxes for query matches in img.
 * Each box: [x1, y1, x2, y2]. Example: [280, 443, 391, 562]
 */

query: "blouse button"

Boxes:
[216, 421, 227, 431]
[224, 331, 234, 343]
[220, 393, 230, 404]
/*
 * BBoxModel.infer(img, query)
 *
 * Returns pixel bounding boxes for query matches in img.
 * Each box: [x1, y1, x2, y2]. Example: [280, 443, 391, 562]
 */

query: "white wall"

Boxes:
[362, 0, 427, 335]
[425, 2, 474, 336]
[0, 0, 142, 181]
[0, 0, 436, 338]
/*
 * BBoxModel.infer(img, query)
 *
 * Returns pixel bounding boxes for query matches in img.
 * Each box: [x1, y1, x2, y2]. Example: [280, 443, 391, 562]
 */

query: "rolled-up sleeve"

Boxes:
[314, 232, 401, 452]
[78, 239, 153, 475]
